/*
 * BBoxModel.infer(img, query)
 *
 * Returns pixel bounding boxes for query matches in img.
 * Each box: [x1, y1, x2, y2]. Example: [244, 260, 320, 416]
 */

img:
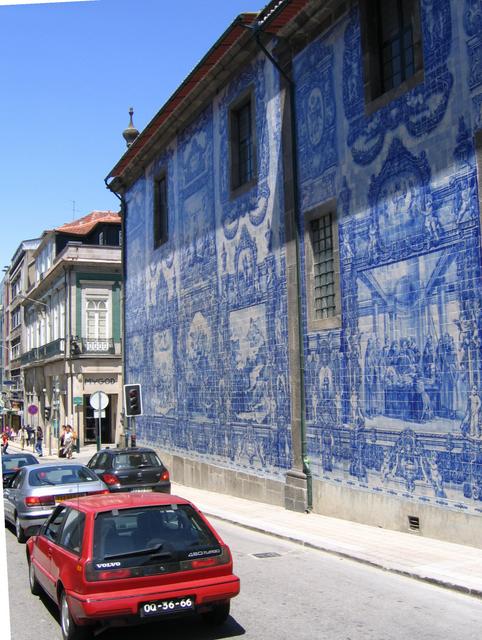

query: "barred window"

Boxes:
[311, 214, 336, 320]
[230, 90, 257, 193]
[154, 173, 168, 248]
[360, 0, 423, 103]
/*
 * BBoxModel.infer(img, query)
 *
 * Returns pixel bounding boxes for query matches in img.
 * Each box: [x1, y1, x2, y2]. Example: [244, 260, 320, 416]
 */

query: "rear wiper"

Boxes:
[103, 543, 173, 561]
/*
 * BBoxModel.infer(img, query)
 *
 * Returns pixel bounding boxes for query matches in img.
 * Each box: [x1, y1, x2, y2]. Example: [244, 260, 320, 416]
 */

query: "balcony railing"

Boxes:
[20, 338, 65, 365]
[79, 338, 116, 355]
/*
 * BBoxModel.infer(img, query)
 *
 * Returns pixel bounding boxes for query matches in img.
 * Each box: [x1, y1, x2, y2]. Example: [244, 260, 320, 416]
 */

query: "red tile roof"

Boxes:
[55, 210, 121, 236]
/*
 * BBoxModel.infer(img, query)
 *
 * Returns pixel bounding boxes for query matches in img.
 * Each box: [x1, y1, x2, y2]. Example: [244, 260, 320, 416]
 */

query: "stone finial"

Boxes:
[122, 107, 139, 148]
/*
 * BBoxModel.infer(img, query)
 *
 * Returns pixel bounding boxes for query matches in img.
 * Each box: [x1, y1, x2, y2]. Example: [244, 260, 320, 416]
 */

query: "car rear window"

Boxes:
[93, 505, 219, 563]
[112, 452, 162, 470]
[29, 466, 99, 486]
[2, 456, 36, 471]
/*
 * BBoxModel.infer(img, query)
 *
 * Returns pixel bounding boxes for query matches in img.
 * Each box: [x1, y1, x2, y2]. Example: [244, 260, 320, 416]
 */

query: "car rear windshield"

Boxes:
[93, 505, 219, 563]
[2, 456, 36, 471]
[112, 452, 162, 470]
[29, 466, 99, 486]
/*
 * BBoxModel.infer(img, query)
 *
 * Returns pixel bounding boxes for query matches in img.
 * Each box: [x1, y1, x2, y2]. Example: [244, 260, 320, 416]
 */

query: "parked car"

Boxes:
[86, 447, 171, 493]
[2, 452, 39, 485]
[26, 492, 240, 640]
[3, 463, 109, 542]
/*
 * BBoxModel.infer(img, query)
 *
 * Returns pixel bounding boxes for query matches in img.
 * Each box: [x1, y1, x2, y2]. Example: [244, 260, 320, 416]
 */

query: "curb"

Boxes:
[200, 509, 482, 600]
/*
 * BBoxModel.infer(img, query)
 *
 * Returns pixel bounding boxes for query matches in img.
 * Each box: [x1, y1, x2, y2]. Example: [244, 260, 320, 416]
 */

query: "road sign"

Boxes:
[28, 404, 38, 415]
[89, 391, 109, 411]
[94, 410, 106, 419]
[73, 396, 83, 406]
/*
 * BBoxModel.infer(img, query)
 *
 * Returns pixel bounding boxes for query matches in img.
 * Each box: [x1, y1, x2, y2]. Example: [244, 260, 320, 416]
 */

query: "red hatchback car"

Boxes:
[26, 493, 240, 640]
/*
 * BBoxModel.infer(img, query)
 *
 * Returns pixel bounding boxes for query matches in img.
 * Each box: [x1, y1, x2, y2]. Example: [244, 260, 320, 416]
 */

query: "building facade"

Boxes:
[20, 211, 123, 451]
[2, 239, 41, 430]
[108, 0, 482, 546]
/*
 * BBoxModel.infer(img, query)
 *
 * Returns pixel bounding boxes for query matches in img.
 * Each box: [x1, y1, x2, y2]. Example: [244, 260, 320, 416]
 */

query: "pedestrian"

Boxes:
[63, 425, 74, 459]
[26, 425, 34, 448]
[59, 425, 67, 458]
[35, 425, 43, 457]
[2, 430, 9, 454]
[19, 425, 28, 450]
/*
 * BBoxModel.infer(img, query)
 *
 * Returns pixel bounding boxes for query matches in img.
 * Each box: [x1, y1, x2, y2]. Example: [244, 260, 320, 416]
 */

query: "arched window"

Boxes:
[86, 299, 108, 340]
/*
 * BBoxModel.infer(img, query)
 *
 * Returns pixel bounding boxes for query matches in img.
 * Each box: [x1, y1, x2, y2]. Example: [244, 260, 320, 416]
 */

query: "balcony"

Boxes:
[20, 338, 65, 365]
[81, 338, 116, 354]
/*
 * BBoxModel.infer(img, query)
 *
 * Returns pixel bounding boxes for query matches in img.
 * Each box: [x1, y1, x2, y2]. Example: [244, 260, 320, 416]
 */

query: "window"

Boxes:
[11, 338, 20, 361]
[11, 277, 21, 300]
[153, 173, 168, 248]
[360, 0, 423, 103]
[305, 202, 341, 331]
[11, 308, 21, 329]
[230, 90, 256, 192]
[86, 298, 108, 340]
[59, 509, 85, 555]
[98, 231, 104, 245]
[44, 506, 67, 543]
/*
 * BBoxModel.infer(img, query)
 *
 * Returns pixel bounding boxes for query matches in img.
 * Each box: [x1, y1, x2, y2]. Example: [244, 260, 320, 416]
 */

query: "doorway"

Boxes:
[84, 394, 113, 444]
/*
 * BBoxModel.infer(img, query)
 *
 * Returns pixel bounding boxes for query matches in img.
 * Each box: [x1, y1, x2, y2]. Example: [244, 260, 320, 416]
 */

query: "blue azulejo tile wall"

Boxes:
[124, 51, 292, 481]
[294, 0, 482, 515]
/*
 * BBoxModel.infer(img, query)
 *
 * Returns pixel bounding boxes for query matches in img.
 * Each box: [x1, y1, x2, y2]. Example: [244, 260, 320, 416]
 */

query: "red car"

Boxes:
[26, 492, 240, 640]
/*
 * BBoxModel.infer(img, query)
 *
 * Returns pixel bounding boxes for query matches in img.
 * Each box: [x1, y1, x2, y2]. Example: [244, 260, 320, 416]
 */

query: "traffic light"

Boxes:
[124, 384, 143, 417]
[44, 406, 51, 421]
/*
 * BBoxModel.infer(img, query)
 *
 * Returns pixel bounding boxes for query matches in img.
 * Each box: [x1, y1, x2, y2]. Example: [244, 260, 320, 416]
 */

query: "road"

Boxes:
[5, 515, 482, 640]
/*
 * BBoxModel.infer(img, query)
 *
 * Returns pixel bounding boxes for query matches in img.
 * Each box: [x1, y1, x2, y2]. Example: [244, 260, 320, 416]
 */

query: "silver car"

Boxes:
[3, 463, 108, 542]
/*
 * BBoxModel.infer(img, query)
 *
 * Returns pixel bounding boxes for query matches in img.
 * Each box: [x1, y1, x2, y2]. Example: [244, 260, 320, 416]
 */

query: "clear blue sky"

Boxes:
[0, 0, 260, 266]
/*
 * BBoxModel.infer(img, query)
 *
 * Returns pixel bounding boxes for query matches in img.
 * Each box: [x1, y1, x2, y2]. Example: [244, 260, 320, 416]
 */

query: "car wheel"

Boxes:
[28, 556, 41, 596]
[15, 515, 26, 543]
[202, 601, 230, 626]
[60, 590, 87, 640]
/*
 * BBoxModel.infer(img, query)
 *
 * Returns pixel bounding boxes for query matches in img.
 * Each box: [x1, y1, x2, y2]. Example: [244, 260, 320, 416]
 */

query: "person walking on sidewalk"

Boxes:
[59, 425, 67, 458]
[19, 425, 27, 450]
[63, 425, 74, 459]
[35, 425, 43, 457]
[1, 430, 9, 454]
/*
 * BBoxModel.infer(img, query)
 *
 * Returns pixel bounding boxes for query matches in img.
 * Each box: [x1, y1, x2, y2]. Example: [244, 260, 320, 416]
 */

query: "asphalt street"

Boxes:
[6, 516, 482, 640]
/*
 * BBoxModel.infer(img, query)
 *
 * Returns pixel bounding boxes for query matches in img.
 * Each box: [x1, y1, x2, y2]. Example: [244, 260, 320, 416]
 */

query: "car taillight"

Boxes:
[25, 495, 55, 507]
[101, 473, 119, 486]
[160, 469, 169, 482]
[90, 490, 110, 496]
[85, 562, 132, 582]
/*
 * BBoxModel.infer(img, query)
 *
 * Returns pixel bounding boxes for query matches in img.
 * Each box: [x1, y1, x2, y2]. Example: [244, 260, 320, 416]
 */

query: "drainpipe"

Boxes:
[105, 178, 128, 448]
[250, 28, 312, 510]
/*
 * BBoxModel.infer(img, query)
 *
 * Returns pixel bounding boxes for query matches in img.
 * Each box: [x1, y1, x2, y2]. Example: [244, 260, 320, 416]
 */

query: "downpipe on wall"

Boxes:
[250, 27, 313, 511]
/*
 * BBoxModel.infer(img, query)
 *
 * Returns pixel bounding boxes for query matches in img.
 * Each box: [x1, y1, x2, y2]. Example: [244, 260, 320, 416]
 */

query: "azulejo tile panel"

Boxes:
[124, 53, 292, 479]
[294, 1, 482, 514]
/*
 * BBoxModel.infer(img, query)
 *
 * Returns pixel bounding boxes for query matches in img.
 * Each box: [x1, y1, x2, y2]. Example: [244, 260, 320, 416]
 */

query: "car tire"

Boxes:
[15, 515, 26, 543]
[60, 590, 88, 640]
[202, 601, 230, 626]
[28, 556, 41, 596]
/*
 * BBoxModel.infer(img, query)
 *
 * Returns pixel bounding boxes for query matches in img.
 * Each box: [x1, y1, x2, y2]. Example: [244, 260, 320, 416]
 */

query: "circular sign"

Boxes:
[89, 391, 109, 411]
[28, 404, 38, 416]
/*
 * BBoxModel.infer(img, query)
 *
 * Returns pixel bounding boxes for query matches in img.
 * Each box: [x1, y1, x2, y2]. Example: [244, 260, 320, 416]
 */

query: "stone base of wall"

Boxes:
[312, 479, 482, 549]
[160, 450, 285, 507]
[156, 449, 482, 548]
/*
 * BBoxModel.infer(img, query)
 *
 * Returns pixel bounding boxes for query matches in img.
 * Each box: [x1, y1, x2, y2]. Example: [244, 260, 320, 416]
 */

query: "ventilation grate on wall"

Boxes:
[408, 515, 420, 531]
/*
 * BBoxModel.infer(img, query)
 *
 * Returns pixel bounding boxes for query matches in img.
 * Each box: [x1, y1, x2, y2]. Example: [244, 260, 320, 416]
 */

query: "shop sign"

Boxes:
[84, 377, 117, 385]
[73, 396, 83, 406]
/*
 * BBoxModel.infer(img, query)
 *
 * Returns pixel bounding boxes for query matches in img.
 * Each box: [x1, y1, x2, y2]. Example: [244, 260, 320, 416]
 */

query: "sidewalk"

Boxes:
[170, 482, 482, 599]
[4, 441, 482, 598]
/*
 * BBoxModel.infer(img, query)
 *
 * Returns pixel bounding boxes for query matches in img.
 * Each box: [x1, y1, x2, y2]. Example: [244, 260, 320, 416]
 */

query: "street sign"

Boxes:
[73, 396, 83, 406]
[27, 404, 38, 415]
[94, 410, 106, 419]
[89, 391, 109, 411]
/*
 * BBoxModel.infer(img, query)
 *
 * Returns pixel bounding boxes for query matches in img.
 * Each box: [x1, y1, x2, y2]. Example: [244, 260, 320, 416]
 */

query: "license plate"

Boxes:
[140, 597, 195, 617]
[130, 488, 153, 493]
